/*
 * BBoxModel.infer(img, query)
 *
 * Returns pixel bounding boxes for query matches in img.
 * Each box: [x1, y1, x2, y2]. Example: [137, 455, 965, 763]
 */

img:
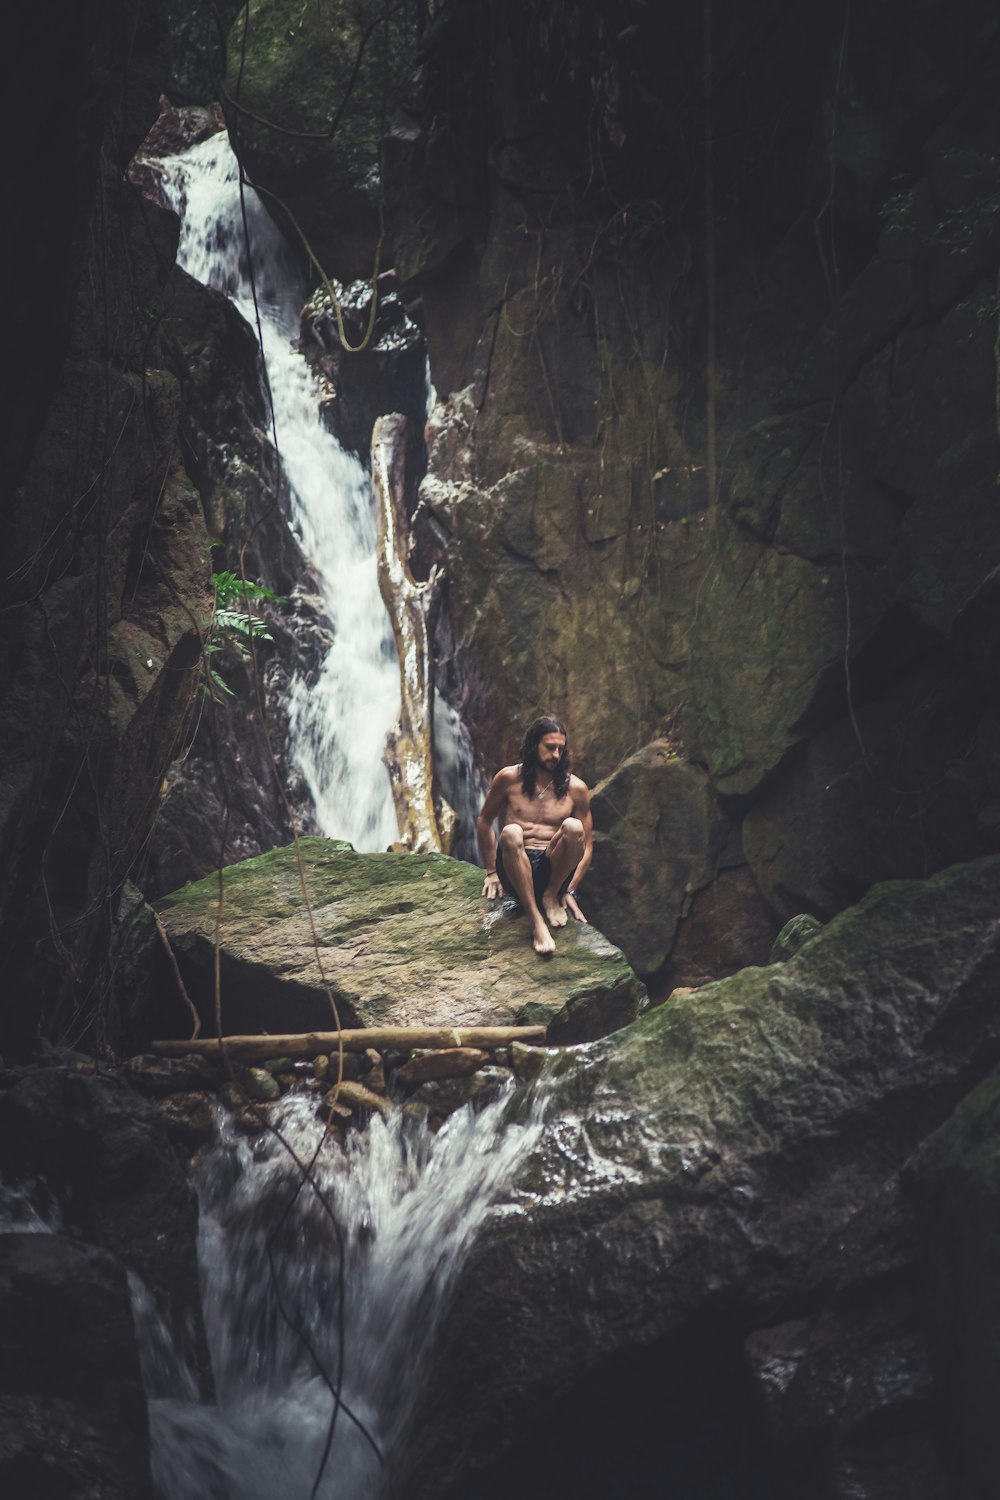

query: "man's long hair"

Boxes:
[519, 715, 571, 799]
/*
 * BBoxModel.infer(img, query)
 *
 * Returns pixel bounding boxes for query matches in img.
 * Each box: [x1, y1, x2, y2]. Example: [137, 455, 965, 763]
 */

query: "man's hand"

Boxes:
[562, 891, 587, 923]
[482, 872, 503, 900]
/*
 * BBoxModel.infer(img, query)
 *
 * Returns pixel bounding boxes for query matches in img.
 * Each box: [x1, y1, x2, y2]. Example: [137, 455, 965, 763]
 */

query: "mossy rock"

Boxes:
[405, 855, 1000, 1497]
[153, 838, 646, 1040]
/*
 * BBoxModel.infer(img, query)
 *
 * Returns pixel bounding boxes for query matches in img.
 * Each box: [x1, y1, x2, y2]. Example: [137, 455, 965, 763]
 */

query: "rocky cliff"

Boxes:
[3, 3, 1000, 1498]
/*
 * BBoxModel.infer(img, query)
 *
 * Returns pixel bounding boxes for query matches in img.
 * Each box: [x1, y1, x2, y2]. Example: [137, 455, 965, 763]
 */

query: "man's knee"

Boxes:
[561, 817, 584, 843]
[499, 824, 525, 850]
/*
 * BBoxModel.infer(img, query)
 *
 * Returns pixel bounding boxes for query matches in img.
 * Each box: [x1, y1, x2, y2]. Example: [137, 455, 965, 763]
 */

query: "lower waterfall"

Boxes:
[139, 1086, 548, 1499]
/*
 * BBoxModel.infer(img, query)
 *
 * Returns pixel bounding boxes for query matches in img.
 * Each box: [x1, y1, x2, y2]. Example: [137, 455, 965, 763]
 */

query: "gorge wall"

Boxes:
[217, 0, 1000, 991]
[2, 5, 1000, 1500]
[0, 0, 997, 1043]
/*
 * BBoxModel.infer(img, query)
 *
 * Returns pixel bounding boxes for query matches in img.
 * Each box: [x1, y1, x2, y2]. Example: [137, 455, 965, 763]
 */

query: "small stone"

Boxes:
[396, 1048, 489, 1085]
[412, 1077, 478, 1114]
[770, 913, 825, 964]
[316, 1096, 353, 1123]
[241, 1068, 281, 1102]
[365, 1049, 386, 1094]
[510, 1041, 547, 1082]
[126, 1054, 217, 1098]
[326, 1080, 392, 1119]
[262, 1056, 294, 1076]
[463, 1066, 513, 1106]
[218, 1081, 243, 1109]
[313, 1054, 329, 1080]
[155, 1091, 216, 1148]
[320, 1050, 366, 1082]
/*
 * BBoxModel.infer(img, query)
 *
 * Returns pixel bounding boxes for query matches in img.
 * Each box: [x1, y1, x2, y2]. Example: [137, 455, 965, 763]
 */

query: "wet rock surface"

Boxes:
[147, 838, 647, 1042]
[402, 855, 1000, 1499]
[0, 1069, 206, 1374]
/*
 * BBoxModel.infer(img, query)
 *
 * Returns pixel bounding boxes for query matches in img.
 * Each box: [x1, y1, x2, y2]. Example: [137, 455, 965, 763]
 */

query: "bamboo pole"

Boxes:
[151, 1025, 548, 1060]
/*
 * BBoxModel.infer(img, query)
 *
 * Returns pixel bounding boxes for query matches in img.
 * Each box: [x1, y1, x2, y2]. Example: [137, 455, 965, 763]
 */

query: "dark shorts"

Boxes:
[496, 844, 571, 907]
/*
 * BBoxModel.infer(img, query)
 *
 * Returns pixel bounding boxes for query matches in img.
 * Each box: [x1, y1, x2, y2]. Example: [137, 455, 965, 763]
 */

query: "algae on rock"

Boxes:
[148, 838, 647, 1044]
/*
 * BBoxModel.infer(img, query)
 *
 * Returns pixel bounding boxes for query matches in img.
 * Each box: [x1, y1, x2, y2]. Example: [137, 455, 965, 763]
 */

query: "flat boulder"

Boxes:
[152, 839, 647, 1042]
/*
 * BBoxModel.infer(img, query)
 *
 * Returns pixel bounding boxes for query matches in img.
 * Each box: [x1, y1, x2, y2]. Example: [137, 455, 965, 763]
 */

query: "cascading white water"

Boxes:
[140, 1085, 549, 1499]
[158, 134, 400, 851]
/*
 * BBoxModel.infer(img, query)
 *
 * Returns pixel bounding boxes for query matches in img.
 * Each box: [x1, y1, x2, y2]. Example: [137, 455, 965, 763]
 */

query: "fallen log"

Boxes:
[151, 1025, 548, 1061]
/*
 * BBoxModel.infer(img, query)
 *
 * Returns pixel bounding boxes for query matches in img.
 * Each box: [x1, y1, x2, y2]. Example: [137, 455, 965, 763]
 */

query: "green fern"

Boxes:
[202, 571, 285, 700]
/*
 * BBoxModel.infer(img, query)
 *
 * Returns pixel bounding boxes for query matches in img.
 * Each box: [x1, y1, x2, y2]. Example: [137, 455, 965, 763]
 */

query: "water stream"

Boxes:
[140, 130, 515, 1497]
[140, 1087, 548, 1498]
[158, 134, 401, 851]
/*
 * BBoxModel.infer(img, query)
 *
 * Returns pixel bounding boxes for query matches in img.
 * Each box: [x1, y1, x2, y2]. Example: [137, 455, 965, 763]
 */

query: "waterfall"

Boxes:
[139, 1086, 548, 1499]
[158, 134, 401, 852]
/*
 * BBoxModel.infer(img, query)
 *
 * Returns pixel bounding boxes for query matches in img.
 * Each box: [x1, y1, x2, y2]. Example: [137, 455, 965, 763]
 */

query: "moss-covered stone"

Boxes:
[153, 838, 646, 1040]
[406, 854, 1000, 1499]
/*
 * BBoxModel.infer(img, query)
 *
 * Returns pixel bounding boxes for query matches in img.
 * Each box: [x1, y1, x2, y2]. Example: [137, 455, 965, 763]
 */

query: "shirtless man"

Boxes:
[476, 714, 592, 955]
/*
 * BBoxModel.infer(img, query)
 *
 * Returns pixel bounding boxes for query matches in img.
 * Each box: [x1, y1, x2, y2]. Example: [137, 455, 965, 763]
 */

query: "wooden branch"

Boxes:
[372, 413, 454, 853]
[151, 1025, 548, 1060]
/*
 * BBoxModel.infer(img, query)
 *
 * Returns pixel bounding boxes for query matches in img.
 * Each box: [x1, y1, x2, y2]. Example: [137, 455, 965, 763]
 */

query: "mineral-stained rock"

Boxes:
[147, 838, 646, 1043]
[585, 741, 728, 975]
[665, 864, 779, 991]
[401, 855, 1000, 1500]
[0, 1233, 154, 1500]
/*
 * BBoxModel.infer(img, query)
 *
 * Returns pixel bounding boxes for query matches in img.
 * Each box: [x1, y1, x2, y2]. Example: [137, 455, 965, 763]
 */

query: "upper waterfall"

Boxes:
[158, 133, 401, 852]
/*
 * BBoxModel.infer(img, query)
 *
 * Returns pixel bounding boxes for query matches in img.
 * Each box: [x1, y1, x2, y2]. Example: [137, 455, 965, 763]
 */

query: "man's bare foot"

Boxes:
[533, 922, 556, 955]
[543, 894, 568, 929]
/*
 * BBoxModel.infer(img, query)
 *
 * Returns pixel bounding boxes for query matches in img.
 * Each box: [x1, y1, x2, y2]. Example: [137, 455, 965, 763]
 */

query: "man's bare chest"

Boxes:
[505, 783, 573, 829]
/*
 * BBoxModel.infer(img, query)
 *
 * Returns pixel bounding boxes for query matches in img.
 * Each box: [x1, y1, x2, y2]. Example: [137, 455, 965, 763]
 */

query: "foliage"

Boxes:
[166, 0, 244, 103]
[203, 570, 284, 698]
[879, 181, 918, 236]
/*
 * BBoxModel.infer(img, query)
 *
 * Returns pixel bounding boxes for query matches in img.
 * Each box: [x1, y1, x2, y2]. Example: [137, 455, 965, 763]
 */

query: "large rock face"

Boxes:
[401, 854, 1000, 1499]
[0, 1065, 209, 1500]
[0, 2, 213, 1053]
[146, 839, 647, 1043]
[0, 1234, 154, 1500]
[380, 0, 1000, 981]
[164, 0, 1000, 992]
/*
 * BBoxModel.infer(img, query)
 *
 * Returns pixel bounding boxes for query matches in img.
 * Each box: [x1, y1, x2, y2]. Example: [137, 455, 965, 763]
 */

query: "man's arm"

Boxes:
[563, 778, 593, 922]
[476, 769, 515, 899]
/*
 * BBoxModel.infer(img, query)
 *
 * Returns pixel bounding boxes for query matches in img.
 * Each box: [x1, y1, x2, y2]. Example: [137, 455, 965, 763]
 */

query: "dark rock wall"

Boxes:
[377, 0, 1000, 977]
[0, 0, 216, 1055]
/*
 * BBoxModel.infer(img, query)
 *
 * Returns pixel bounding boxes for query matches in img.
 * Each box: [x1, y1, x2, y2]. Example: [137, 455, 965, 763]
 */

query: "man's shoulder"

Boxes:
[568, 773, 591, 799]
[493, 764, 521, 788]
